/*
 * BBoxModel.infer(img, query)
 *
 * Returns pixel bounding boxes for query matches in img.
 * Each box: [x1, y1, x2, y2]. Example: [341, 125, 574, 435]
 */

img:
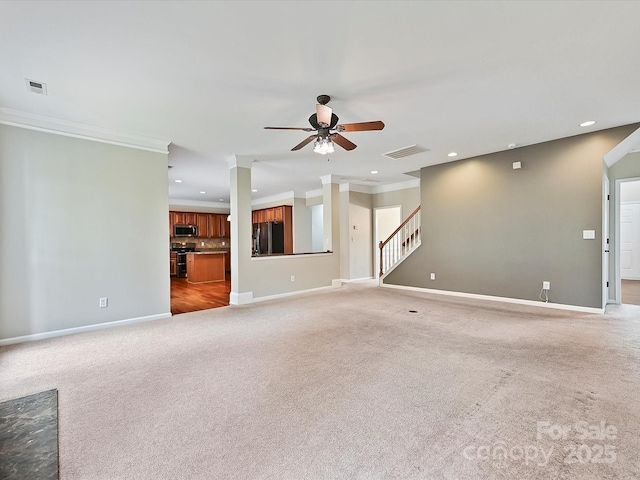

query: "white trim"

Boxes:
[332, 279, 342, 288]
[229, 291, 253, 305]
[252, 283, 340, 303]
[0, 107, 170, 154]
[341, 277, 375, 283]
[320, 174, 340, 185]
[306, 188, 323, 199]
[251, 252, 333, 261]
[372, 178, 420, 194]
[226, 155, 254, 169]
[380, 283, 605, 314]
[603, 127, 640, 167]
[0, 313, 171, 346]
[252, 190, 294, 207]
[169, 199, 230, 210]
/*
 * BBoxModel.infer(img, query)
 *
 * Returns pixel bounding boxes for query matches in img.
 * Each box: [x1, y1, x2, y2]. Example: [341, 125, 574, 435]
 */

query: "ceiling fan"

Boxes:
[264, 95, 385, 154]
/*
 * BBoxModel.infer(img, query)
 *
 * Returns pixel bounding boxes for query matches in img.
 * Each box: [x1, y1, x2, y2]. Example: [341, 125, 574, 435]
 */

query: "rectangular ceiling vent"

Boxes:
[25, 78, 47, 95]
[383, 144, 429, 160]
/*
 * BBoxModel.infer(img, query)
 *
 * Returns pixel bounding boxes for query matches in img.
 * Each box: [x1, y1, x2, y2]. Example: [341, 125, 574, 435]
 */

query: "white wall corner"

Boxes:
[230, 291, 253, 305]
[604, 126, 640, 167]
[320, 174, 340, 185]
[226, 155, 255, 169]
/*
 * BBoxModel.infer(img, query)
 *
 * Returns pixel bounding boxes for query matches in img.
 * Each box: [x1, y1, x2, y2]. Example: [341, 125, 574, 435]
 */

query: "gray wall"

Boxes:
[607, 151, 640, 301]
[385, 124, 639, 309]
[0, 125, 170, 340]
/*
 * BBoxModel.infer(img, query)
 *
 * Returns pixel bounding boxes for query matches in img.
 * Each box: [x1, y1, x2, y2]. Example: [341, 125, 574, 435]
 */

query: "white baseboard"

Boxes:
[252, 283, 339, 303]
[332, 279, 342, 288]
[229, 291, 253, 305]
[381, 283, 604, 314]
[341, 277, 375, 283]
[0, 312, 172, 346]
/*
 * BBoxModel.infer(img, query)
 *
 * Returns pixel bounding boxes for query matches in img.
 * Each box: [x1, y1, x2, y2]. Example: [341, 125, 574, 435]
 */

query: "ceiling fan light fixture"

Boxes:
[313, 137, 334, 155]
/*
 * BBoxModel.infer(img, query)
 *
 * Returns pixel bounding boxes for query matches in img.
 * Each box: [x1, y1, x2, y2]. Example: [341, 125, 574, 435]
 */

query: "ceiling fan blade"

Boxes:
[337, 121, 385, 132]
[291, 135, 317, 151]
[308, 114, 320, 130]
[329, 113, 339, 129]
[264, 126, 314, 132]
[316, 104, 332, 126]
[332, 134, 357, 151]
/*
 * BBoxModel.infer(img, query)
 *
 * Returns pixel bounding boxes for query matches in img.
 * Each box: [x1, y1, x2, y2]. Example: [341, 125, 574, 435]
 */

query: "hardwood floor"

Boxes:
[622, 279, 640, 306]
[170, 276, 230, 315]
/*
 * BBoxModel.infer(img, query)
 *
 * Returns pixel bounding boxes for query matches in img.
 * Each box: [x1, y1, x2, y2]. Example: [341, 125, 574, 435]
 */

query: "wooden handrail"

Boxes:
[379, 205, 421, 249]
[379, 205, 421, 277]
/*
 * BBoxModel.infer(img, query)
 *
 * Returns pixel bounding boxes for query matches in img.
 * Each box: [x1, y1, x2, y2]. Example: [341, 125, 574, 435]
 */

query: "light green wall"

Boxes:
[0, 125, 170, 340]
[385, 124, 639, 309]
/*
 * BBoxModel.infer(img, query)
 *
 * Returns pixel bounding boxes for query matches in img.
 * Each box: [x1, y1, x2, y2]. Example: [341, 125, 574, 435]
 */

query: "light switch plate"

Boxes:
[583, 230, 596, 240]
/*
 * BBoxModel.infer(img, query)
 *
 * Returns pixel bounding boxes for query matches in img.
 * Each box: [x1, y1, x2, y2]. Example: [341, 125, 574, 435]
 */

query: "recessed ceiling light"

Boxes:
[252, 189, 258, 192]
[447, 152, 458, 157]
[200, 191, 206, 194]
[371, 170, 379, 174]
[174, 179, 183, 183]
[580, 120, 596, 127]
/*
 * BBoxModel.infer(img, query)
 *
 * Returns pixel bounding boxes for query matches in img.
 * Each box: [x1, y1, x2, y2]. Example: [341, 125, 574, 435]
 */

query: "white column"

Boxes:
[227, 155, 254, 305]
[320, 175, 343, 287]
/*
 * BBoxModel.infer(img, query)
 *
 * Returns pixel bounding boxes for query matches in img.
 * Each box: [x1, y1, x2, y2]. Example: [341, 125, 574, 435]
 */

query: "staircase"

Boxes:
[378, 206, 421, 279]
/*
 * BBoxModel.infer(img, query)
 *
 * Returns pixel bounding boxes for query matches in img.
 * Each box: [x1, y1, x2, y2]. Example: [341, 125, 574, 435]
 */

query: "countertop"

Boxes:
[188, 250, 227, 255]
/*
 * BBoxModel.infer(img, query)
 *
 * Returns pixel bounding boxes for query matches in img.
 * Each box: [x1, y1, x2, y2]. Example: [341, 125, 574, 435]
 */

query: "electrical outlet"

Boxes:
[430, 273, 436, 280]
[290, 275, 296, 282]
[99, 297, 108, 308]
[222, 241, 225, 246]
[543, 281, 550, 290]
[201, 241, 205, 247]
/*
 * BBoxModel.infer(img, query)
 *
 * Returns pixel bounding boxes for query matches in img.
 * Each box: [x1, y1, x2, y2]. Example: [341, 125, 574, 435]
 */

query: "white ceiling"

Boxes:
[2, 1, 640, 203]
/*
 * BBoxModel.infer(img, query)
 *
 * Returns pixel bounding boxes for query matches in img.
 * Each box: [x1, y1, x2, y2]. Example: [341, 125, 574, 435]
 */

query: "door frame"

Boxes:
[614, 176, 640, 304]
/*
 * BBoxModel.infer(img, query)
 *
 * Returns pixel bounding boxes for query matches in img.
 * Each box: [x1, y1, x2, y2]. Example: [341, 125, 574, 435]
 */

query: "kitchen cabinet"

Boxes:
[186, 252, 225, 283]
[170, 252, 177, 276]
[225, 250, 231, 271]
[196, 214, 208, 238]
[171, 212, 196, 226]
[251, 205, 293, 254]
[169, 211, 231, 239]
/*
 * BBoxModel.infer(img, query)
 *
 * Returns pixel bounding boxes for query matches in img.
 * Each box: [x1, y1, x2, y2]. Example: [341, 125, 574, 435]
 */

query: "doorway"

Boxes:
[617, 178, 640, 305]
[374, 206, 402, 278]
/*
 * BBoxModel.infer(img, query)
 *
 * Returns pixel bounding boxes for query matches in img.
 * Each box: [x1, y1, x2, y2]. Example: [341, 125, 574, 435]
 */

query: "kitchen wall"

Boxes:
[0, 124, 170, 341]
[170, 237, 229, 249]
[385, 124, 640, 309]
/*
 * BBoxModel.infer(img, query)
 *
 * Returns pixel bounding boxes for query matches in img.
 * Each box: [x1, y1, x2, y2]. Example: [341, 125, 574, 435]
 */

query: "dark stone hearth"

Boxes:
[0, 389, 59, 479]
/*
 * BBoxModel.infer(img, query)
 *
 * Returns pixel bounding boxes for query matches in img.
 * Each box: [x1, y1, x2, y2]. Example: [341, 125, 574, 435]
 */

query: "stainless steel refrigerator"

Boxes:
[253, 222, 285, 255]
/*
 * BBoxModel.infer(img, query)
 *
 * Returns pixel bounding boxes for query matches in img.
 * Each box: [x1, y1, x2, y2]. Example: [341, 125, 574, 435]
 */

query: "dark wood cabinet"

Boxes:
[169, 211, 231, 239]
[251, 205, 293, 254]
[196, 214, 208, 237]
[170, 252, 177, 276]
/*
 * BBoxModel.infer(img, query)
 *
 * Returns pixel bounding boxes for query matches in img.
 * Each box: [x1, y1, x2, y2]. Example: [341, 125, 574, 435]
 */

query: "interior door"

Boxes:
[620, 203, 640, 279]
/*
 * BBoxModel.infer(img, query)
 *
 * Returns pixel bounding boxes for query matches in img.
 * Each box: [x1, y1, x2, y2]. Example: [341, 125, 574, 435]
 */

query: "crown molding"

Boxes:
[0, 107, 170, 154]
[371, 178, 420, 194]
[252, 190, 294, 207]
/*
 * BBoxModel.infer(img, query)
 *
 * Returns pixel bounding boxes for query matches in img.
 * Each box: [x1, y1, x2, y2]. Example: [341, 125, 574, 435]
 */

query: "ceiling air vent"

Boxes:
[25, 79, 47, 95]
[383, 144, 429, 160]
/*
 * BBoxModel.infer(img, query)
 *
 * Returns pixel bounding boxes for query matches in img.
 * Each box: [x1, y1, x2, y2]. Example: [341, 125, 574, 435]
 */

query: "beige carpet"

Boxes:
[1, 282, 640, 479]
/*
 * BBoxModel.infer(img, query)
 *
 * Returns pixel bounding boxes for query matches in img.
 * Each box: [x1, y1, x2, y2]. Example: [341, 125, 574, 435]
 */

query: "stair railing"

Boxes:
[379, 206, 421, 277]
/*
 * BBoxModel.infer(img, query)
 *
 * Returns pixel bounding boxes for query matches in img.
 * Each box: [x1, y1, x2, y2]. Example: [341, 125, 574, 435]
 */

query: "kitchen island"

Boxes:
[186, 251, 225, 283]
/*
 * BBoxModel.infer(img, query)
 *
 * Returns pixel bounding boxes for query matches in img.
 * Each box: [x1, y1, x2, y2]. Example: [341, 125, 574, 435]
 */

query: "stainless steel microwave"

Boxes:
[173, 224, 198, 237]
